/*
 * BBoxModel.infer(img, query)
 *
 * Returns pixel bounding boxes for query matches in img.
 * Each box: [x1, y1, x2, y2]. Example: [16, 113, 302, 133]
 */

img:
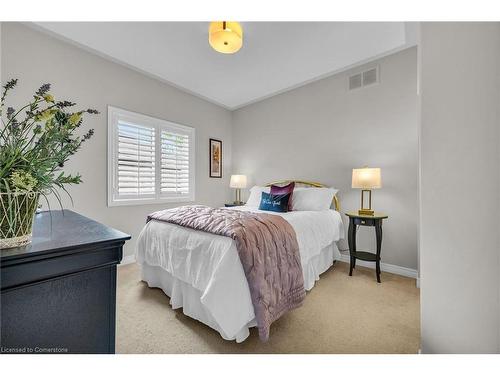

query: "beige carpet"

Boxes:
[116, 261, 420, 354]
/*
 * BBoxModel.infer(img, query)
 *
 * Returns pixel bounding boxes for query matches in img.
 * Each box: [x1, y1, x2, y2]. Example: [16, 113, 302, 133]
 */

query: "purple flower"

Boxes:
[36, 83, 51, 97]
[10, 118, 19, 130]
[3, 79, 18, 91]
[83, 129, 94, 141]
[56, 100, 75, 108]
[6, 107, 15, 119]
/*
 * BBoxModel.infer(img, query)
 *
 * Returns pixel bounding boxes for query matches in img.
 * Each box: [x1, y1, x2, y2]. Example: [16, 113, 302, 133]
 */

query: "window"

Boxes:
[107, 106, 195, 206]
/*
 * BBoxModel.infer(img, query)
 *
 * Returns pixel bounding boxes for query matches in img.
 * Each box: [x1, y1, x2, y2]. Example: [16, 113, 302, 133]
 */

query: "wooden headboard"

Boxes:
[265, 180, 340, 211]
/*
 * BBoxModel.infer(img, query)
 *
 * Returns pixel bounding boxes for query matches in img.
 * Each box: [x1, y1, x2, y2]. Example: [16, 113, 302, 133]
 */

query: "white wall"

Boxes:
[232, 48, 419, 270]
[1, 23, 233, 257]
[419, 22, 500, 353]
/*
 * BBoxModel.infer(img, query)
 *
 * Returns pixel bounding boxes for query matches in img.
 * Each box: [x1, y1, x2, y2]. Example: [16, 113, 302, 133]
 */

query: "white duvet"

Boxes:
[136, 206, 344, 341]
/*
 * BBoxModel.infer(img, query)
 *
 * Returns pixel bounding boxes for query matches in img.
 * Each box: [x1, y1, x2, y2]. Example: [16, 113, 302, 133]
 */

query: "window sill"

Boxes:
[107, 195, 195, 207]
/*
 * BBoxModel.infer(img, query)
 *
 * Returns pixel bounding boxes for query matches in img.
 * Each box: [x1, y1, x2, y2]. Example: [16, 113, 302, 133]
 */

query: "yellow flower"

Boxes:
[69, 113, 82, 125]
[37, 111, 50, 121]
[36, 109, 55, 122]
[43, 94, 54, 103]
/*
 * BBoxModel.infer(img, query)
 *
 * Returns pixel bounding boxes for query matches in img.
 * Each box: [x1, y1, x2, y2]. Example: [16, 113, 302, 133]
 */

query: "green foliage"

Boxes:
[0, 79, 97, 207]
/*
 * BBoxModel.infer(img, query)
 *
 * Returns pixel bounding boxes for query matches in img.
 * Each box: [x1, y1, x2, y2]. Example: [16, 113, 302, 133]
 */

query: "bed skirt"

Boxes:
[140, 242, 338, 343]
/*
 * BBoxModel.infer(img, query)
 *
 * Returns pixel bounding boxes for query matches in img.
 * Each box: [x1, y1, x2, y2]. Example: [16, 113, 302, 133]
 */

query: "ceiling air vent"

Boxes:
[349, 66, 379, 90]
[363, 67, 378, 86]
[349, 73, 362, 90]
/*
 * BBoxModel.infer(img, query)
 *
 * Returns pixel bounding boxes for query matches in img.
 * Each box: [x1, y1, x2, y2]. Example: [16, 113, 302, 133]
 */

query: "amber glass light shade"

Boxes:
[209, 21, 243, 54]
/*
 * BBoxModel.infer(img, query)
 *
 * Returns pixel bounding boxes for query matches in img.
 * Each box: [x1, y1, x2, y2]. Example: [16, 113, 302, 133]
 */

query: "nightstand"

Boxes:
[224, 202, 245, 207]
[345, 212, 388, 283]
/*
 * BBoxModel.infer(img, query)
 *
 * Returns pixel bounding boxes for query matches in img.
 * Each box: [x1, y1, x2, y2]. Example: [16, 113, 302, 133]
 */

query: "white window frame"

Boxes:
[107, 106, 195, 207]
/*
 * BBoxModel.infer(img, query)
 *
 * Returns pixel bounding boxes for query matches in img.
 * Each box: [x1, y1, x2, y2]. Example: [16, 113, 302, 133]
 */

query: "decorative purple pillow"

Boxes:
[270, 182, 295, 211]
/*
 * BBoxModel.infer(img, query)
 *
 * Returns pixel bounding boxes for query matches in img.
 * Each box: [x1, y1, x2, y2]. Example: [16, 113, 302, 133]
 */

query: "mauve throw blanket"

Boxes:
[147, 205, 306, 341]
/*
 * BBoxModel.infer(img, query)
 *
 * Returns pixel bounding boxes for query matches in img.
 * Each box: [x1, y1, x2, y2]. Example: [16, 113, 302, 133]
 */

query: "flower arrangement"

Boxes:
[0, 79, 97, 248]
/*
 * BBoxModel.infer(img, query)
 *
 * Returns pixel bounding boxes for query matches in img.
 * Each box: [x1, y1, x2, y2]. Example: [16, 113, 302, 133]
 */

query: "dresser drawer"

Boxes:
[1, 244, 122, 291]
[1, 265, 116, 353]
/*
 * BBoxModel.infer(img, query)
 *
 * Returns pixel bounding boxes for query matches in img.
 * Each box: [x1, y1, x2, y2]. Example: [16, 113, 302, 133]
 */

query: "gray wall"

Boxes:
[419, 23, 500, 353]
[2, 24, 419, 273]
[232, 47, 419, 270]
[1, 23, 233, 257]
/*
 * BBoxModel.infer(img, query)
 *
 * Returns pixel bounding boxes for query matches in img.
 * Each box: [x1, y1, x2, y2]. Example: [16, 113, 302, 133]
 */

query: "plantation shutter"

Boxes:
[117, 121, 156, 197]
[108, 106, 195, 206]
[161, 129, 190, 196]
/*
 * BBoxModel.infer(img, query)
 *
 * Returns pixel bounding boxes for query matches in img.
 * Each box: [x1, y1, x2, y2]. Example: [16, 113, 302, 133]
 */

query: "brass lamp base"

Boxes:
[233, 188, 243, 205]
[358, 189, 374, 216]
[358, 209, 374, 216]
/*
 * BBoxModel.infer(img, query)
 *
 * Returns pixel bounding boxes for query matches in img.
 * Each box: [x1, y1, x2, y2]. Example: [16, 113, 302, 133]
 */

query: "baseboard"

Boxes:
[120, 253, 416, 278]
[337, 254, 418, 279]
[119, 254, 136, 266]
[120, 251, 416, 278]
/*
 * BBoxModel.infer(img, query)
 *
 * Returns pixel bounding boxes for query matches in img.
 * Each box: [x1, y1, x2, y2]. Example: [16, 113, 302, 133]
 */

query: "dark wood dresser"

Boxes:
[0, 210, 130, 354]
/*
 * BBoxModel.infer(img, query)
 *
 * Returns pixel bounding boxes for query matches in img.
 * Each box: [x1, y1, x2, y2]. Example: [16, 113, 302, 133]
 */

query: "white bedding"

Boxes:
[135, 206, 344, 342]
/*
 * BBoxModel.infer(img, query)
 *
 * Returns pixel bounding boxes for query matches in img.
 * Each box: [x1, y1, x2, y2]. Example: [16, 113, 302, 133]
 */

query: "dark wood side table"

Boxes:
[224, 202, 245, 207]
[345, 212, 388, 283]
[0, 210, 130, 353]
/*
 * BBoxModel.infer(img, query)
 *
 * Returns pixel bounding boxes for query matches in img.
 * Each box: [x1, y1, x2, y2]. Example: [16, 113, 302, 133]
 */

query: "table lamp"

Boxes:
[230, 175, 247, 205]
[352, 167, 381, 216]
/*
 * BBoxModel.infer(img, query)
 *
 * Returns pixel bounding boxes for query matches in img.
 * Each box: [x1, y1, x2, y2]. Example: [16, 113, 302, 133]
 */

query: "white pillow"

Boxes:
[245, 185, 270, 207]
[291, 187, 338, 211]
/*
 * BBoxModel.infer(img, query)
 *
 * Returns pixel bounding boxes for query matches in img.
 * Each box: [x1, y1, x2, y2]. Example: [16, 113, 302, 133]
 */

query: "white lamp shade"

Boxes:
[352, 168, 382, 189]
[230, 175, 247, 189]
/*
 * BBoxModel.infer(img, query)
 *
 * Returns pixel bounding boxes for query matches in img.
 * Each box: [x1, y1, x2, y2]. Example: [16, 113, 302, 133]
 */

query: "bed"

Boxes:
[135, 180, 344, 343]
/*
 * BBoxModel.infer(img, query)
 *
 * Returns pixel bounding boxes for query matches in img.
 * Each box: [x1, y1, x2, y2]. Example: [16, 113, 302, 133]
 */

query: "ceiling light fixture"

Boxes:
[209, 21, 243, 54]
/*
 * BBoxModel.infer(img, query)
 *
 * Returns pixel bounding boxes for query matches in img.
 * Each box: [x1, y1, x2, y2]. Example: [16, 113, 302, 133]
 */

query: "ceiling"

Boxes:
[33, 22, 417, 110]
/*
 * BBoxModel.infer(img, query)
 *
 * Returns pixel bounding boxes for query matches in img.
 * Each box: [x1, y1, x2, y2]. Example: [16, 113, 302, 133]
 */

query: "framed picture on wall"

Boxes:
[209, 138, 222, 178]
